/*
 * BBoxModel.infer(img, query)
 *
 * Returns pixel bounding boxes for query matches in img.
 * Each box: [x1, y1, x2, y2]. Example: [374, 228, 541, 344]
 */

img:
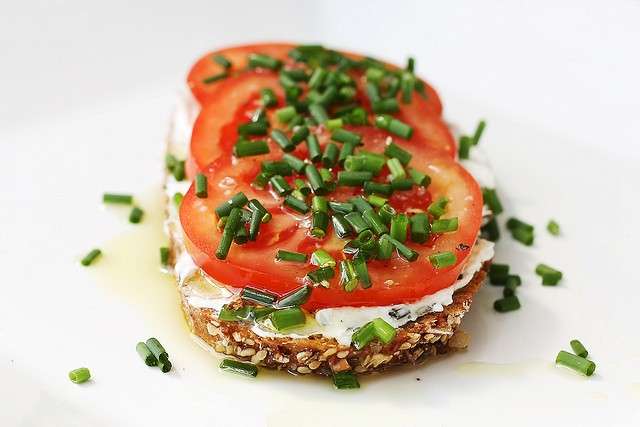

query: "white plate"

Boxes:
[2, 1, 640, 426]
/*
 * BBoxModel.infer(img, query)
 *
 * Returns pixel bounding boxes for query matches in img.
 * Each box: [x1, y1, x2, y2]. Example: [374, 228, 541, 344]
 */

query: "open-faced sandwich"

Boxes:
[164, 43, 494, 385]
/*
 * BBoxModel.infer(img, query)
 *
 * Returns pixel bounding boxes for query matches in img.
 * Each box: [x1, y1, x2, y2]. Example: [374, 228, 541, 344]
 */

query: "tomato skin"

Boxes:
[187, 43, 294, 105]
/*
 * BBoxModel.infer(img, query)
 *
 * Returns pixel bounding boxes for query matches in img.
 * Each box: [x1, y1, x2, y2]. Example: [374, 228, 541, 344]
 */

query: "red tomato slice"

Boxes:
[187, 43, 294, 105]
[180, 127, 483, 311]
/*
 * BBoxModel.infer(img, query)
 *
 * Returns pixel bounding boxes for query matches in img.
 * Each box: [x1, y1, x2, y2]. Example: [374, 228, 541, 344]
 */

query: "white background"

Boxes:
[1, 1, 639, 426]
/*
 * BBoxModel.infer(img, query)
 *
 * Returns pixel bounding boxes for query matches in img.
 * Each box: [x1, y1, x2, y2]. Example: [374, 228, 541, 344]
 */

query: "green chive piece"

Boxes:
[506, 217, 534, 233]
[391, 178, 413, 191]
[215, 207, 242, 259]
[271, 307, 306, 330]
[270, 129, 294, 152]
[482, 188, 503, 215]
[81, 248, 101, 266]
[401, 72, 415, 103]
[481, 217, 500, 241]
[219, 305, 254, 322]
[304, 164, 326, 195]
[344, 153, 386, 175]
[362, 209, 389, 235]
[339, 259, 359, 292]
[279, 71, 298, 88]
[377, 234, 394, 259]
[172, 192, 183, 207]
[129, 206, 144, 224]
[310, 248, 335, 268]
[387, 158, 406, 181]
[322, 143, 339, 167]
[308, 67, 326, 89]
[352, 322, 376, 349]
[494, 295, 521, 312]
[146, 338, 169, 363]
[390, 214, 409, 242]
[282, 153, 305, 174]
[136, 342, 158, 367]
[503, 275, 520, 297]
[68, 367, 91, 384]
[251, 108, 267, 123]
[165, 153, 178, 171]
[253, 172, 271, 189]
[372, 318, 397, 343]
[489, 264, 510, 285]
[291, 125, 309, 145]
[353, 255, 372, 288]
[547, 220, 561, 236]
[317, 85, 338, 107]
[409, 213, 430, 243]
[381, 234, 418, 261]
[275, 106, 297, 124]
[234, 139, 270, 157]
[195, 173, 208, 198]
[406, 57, 415, 72]
[238, 121, 268, 136]
[308, 103, 329, 124]
[102, 193, 133, 205]
[472, 120, 486, 145]
[234, 223, 249, 245]
[352, 317, 397, 349]
[332, 371, 360, 389]
[338, 142, 355, 166]
[202, 72, 228, 84]
[260, 88, 277, 108]
[364, 182, 392, 197]
[344, 212, 370, 234]
[366, 67, 385, 83]
[261, 160, 292, 176]
[378, 203, 397, 225]
[220, 358, 259, 377]
[248, 209, 262, 241]
[384, 142, 412, 166]
[159, 359, 172, 373]
[215, 192, 249, 218]
[511, 227, 534, 246]
[367, 194, 388, 208]
[248, 199, 271, 222]
[241, 286, 278, 305]
[160, 247, 170, 266]
[458, 135, 472, 159]
[337, 171, 373, 186]
[350, 196, 373, 213]
[306, 134, 322, 162]
[329, 201, 354, 214]
[366, 81, 381, 103]
[570, 340, 589, 358]
[535, 263, 563, 286]
[331, 128, 362, 145]
[408, 168, 431, 187]
[431, 217, 459, 233]
[332, 214, 352, 239]
[306, 266, 335, 284]
[275, 249, 307, 263]
[275, 285, 312, 308]
[375, 114, 413, 139]
[372, 98, 399, 114]
[429, 251, 456, 269]
[213, 54, 231, 69]
[172, 160, 186, 181]
[428, 196, 448, 218]
[270, 175, 292, 196]
[248, 53, 282, 70]
[556, 351, 595, 376]
[283, 195, 309, 213]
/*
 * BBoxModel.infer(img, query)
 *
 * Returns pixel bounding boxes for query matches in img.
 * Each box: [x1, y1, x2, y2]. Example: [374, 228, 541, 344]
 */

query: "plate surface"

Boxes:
[2, 1, 640, 426]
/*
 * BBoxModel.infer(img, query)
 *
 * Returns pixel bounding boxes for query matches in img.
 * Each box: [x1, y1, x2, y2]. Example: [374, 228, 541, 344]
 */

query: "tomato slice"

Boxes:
[187, 43, 294, 105]
[180, 126, 483, 311]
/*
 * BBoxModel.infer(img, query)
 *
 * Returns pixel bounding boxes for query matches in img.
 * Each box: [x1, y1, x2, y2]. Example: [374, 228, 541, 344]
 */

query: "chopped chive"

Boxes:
[458, 135, 472, 159]
[406, 57, 415, 72]
[377, 234, 394, 259]
[248, 199, 271, 222]
[382, 234, 418, 261]
[367, 194, 388, 208]
[352, 322, 376, 349]
[282, 153, 306, 173]
[248, 209, 262, 241]
[511, 227, 534, 246]
[481, 217, 500, 241]
[160, 247, 170, 266]
[165, 153, 178, 171]
[172, 160, 185, 181]
[312, 196, 328, 213]
[325, 118, 343, 131]
[215, 192, 249, 218]
[535, 263, 563, 285]
[337, 171, 373, 186]
[234, 139, 270, 157]
[489, 264, 510, 285]
[253, 172, 271, 189]
[308, 103, 329, 124]
[271, 307, 306, 330]
[353, 255, 371, 288]
[322, 143, 339, 167]
[366, 67, 385, 83]
[146, 338, 168, 363]
[283, 195, 309, 214]
[202, 72, 228, 84]
[390, 178, 413, 191]
[427, 196, 448, 218]
[317, 85, 338, 107]
[362, 209, 389, 235]
[344, 212, 370, 234]
[248, 53, 282, 70]
[234, 222, 249, 245]
[387, 158, 406, 180]
[308, 67, 326, 89]
[136, 342, 158, 367]
[375, 115, 413, 139]
[312, 211, 330, 238]
[260, 88, 277, 108]
[482, 188, 503, 215]
[331, 128, 362, 145]
[270, 129, 294, 152]
[304, 164, 326, 195]
[547, 220, 560, 236]
[503, 275, 520, 297]
[338, 142, 356, 166]
[390, 214, 409, 242]
[291, 125, 309, 145]
[195, 173, 208, 198]
[306, 266, 335, 284]
[372, 98, 399, 114]
[350, 196, 373, 213]
[270, 175, 292, 196]
[262, 161, 293, 177]
[352, 317, 397, 349]
[494, 295, 521, 312]
[378, 203, 397, 225]
[384, 142, 412, 166]
[275, 249, 307, 263]
[220, 358, 259, 377]
[372, 318, 397, 343]
[332, 371, 360, 389]
[409, 213, 430, 243]
[332, 214, 353, 239]
[279, 71, 298, 88]
[570, 340, 589, 358]
[506, 217, 534, 233]
[276, 285, 312, 308]
[81, 248, 101, 266]
[339, 86, 356, 101]
[212, 54, 231, 69]
[364, 181, 392, 197]
[431, 217, 458, 233]
[102, 193, 133, 205]
[366, 81, 381, 103]
[344, 153, 386, 174]
[159, 359, 172, 373]
[472, 120, 486, 145]
[339, 259, 359, 292]
[408, 168, 431, 187]
[215, 207, 242, 259]
[401, 72, 415, 103]
[275, 105, 296, 124]
[218, 305, 254, 322]
[306, 134, 322, 162]
[329, 201, 354, 214]
[252, 108, 267, 123]
[68, 367, 91, 384]
[311, 249, 336, 268]
[238, 121, 268, 136]
[241, 286, 278, 305]
[429, 251, 456, 269]
[555, 351, 595, 376]
[129, 206, 144, 224]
